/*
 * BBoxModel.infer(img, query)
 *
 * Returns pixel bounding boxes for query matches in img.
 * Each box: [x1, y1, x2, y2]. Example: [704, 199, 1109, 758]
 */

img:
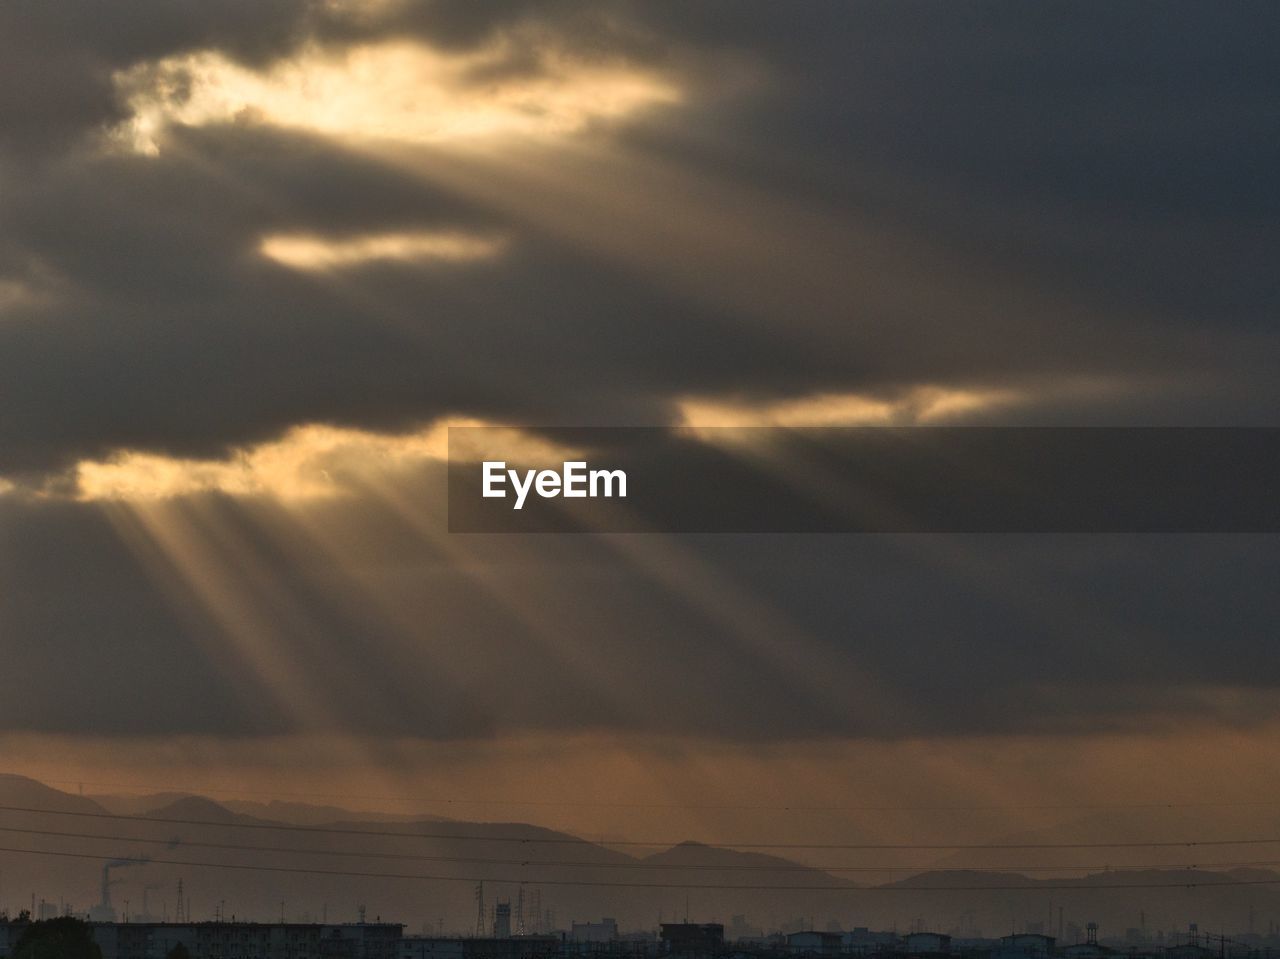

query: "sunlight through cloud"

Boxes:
[678, 385, 1023, 434]
[259, 230, 507, 271]
[69, 420, 579, 503]
[113, 40, 682, 155]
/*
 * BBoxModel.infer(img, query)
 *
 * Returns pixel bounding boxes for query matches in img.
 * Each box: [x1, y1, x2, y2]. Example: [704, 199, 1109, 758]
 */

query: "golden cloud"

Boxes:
[258, 230, 506, 271]
[112, 39, 681, 155]
[69, 420, 579, 503]
[678, 384, 1023, 432]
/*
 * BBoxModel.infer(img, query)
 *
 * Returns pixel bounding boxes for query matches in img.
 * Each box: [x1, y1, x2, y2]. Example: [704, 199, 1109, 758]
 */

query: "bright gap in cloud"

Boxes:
[67, 421, 579, 504]
[113, 40, 682, 155]
[258, 230, 506, 270]
[678, 385, 1023, 432]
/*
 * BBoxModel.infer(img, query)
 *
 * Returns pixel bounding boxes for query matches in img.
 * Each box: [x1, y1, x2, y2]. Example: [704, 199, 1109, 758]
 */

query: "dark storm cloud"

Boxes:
[0, 118, 1273, 475]
[1, 2, 1278, 741]
[0, 0, 313, 157]
[0, 0, 663, 159]
[0, 124, 757, 470]
[0, 1, 1277, 474]
[607, 3, 1280, 352]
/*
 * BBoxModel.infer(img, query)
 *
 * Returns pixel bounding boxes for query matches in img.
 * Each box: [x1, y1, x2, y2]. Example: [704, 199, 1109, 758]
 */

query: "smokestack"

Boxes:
[92, 857, 147, 923]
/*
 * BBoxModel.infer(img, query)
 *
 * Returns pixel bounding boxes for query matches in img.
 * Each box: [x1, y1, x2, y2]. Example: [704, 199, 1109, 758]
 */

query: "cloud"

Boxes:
[112, 39, 681, 155]
[258, 229, 507, 270]
[1, 4, 1276, 478]
[59, 419, 578, 503]
[72, 423, 443, 502]
[678, 386, 1024, 430]
[0, 1, 1277, 751]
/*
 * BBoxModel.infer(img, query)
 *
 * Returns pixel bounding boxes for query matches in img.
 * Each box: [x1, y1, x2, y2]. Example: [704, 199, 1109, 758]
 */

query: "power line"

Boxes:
[0, 843, 1277, 893]
[4, 803, 1280, 851]
[33, 777, 1280, 813]
[1, 821, 1280, 875]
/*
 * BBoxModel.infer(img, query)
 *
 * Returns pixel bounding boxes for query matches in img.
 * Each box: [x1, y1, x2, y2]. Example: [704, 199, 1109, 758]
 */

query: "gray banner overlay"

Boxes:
[448, 427, 1280, 533]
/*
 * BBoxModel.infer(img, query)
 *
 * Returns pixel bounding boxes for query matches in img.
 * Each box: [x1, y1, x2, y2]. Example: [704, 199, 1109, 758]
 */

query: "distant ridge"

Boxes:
[141, 795, 260, 825]
[3, 772, 1280, 934]
[0, 772, 109, 816]
[643, 840, 858, 888]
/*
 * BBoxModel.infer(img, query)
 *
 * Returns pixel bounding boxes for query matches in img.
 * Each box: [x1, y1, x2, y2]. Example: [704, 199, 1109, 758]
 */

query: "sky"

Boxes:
[1, 1, 1279, 853]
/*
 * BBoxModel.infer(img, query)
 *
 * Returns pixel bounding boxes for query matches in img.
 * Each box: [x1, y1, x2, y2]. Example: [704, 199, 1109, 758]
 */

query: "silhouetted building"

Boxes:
[80, 921, 403, 959]
[842, 928, 899, 955]
[1063, 944, 1116, 959]
[400, 935, 559, 959]
[571, 920, 619, 943]
[786, 931, 843, 955]
[661, 924, 724, 955]
[1165, 946, 1215, 959]
[902, 933, 952, 955]
[994, 934, 1057, 959]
